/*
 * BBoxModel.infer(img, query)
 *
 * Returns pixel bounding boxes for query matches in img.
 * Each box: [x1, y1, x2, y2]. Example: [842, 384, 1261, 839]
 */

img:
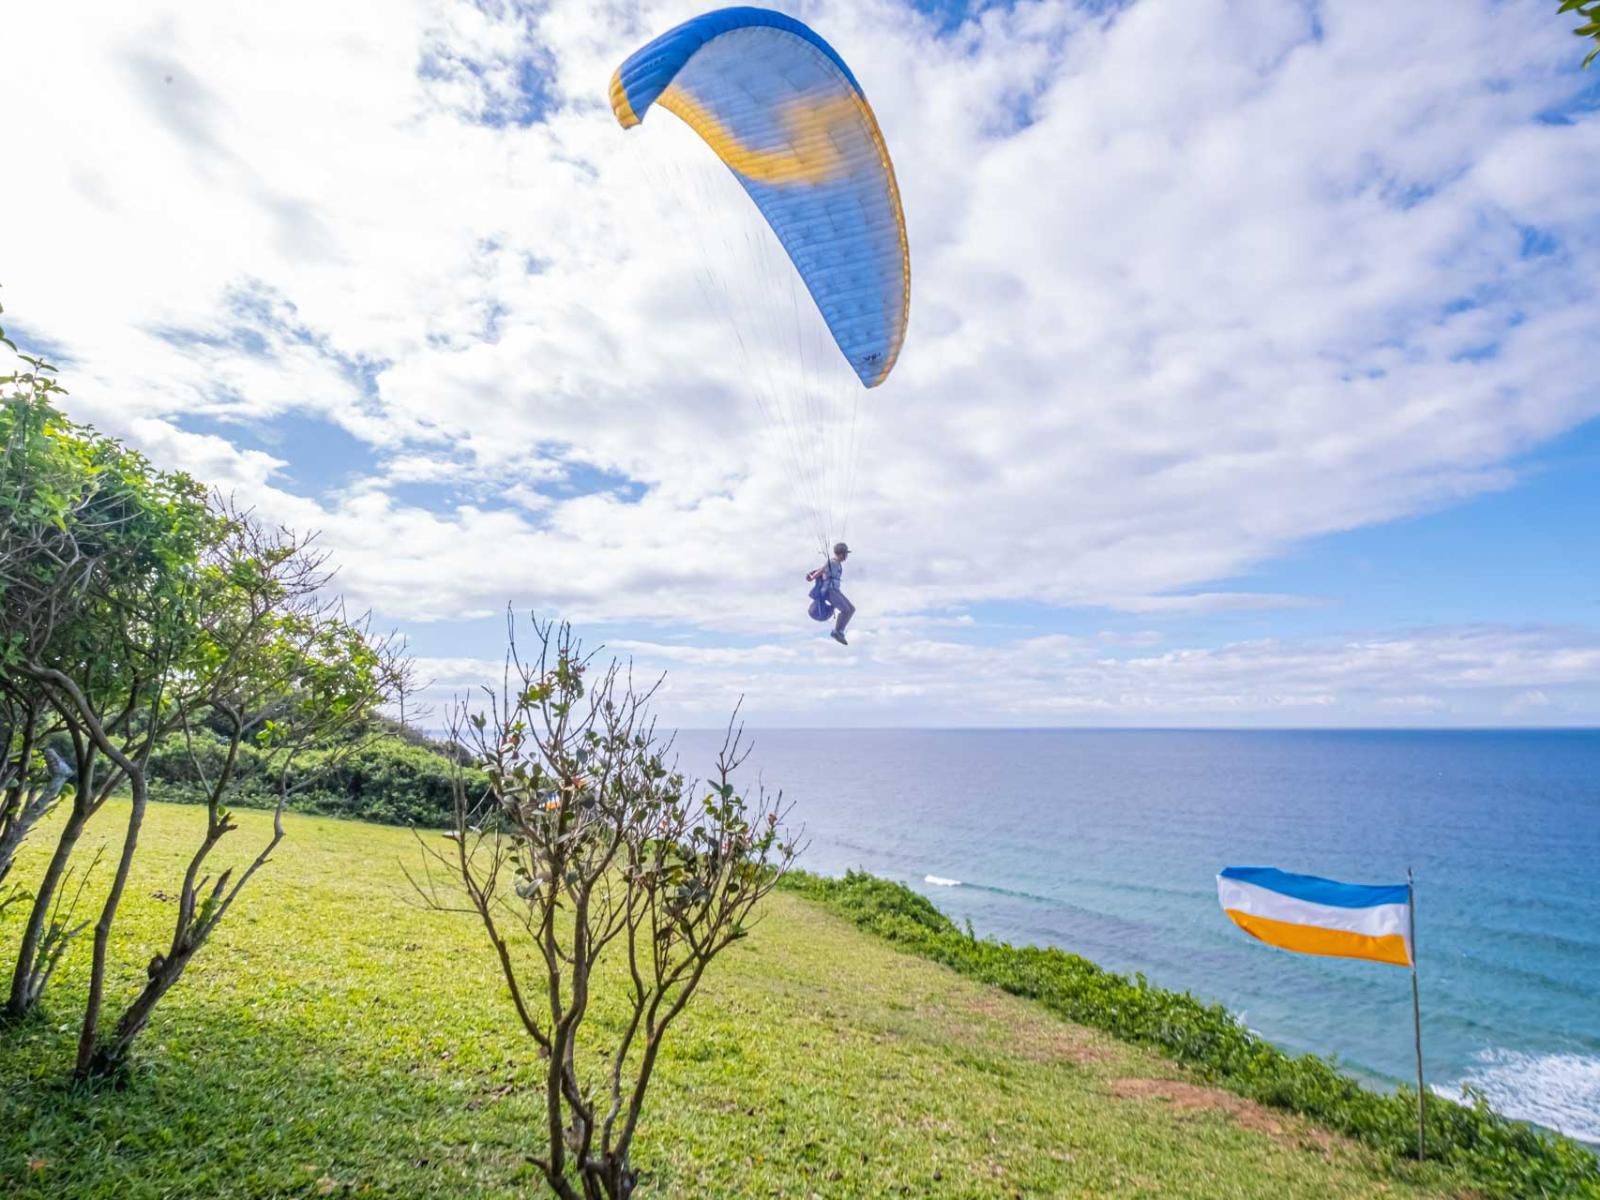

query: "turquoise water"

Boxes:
[675, 729, 1600, 1142]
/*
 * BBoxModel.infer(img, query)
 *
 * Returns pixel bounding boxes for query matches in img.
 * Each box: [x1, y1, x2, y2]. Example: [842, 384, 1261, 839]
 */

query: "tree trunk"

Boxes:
[82, 946, 194, 1076]
[539, 1164, 583, 1200]
[74, 770, 146, 1075]
[585, 1155, 634, 1200]
[5, 806, 86, 1020]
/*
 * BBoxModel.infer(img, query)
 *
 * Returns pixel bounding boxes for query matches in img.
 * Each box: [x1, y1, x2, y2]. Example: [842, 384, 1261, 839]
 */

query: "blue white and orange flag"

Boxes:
[1217, 866, 1413, 967]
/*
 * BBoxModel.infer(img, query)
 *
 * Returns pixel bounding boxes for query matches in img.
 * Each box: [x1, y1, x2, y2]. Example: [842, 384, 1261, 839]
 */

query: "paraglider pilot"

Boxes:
[807, 543, 855, 645]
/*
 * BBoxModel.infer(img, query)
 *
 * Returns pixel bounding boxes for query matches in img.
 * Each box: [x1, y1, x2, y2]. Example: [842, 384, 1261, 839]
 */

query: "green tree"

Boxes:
[17, 494, 410, 1076]
[83, 510, 411, 1072]
[1, 315, 410, 1075]
[0, 302, 74, 891]
[1, 343, 214, 1024]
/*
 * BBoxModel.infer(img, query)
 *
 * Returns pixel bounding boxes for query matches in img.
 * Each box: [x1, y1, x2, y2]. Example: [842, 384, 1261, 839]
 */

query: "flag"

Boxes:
[1217, 866, 1413, 967]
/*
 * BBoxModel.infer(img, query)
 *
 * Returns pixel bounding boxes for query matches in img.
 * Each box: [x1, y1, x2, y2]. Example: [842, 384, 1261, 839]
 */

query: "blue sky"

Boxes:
[1235, 421, 1600, 634]
[2, 0, 1598, 726]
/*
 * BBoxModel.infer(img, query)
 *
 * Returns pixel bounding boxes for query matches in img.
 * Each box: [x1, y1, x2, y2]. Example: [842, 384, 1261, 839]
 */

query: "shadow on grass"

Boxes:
[0, 995, 552, 1200]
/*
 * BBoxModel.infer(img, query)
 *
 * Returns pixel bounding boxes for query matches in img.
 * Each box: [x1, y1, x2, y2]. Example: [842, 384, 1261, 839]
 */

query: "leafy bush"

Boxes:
[148, 718, 479, 828]
[416, 618, 800, 1200]
[783, 870, 1600, 1199]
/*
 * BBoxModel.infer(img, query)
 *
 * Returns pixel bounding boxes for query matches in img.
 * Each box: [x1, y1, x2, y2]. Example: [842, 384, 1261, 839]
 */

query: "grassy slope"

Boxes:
[0, 802, 1474, 1199]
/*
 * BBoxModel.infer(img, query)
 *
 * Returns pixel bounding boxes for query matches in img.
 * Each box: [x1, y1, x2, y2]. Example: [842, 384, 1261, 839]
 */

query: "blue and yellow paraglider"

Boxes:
[612, 7, 909, 557]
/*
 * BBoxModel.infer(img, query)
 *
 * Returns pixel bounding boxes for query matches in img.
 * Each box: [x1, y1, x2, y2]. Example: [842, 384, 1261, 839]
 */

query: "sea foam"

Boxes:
[924, 874, 961, 887]
[1454, 1049, 1600, 1145]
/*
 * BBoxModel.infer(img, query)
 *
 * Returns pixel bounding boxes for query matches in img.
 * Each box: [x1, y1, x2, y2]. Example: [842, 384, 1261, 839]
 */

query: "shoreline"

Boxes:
[781, 868, 1600, 1196]
[902, 866, 1600, 1148]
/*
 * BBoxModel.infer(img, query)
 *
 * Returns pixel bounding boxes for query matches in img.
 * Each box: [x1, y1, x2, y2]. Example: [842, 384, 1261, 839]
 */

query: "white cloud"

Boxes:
[125, 417, 287, 492]
[403, 622, 1600, 728]
[4, 0, 1599, 723]
[1504, 688, 1554, 717]
[1106, 592, 1320, 614]
[1374, 694, 1448, 714]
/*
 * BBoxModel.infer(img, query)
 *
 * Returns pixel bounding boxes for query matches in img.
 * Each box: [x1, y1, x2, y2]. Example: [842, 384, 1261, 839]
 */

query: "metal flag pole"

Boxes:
[1409, 866, 1425, 1161]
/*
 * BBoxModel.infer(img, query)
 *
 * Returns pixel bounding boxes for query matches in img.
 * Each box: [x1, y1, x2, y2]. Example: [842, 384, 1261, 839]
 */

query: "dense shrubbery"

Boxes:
[783, 870, 1600, 1199]
[146, 716, 476, 827]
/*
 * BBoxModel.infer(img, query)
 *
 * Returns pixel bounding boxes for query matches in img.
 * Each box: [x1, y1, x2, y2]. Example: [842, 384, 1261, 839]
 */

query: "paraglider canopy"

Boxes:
[610, 6, 910, 390]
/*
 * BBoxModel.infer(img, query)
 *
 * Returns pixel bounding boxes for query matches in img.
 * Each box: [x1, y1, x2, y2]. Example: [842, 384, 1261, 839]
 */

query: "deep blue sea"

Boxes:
[672, 729, 1600, 1143]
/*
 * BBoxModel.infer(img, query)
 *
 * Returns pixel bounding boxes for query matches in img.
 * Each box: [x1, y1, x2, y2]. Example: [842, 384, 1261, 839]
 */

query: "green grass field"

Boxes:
[0, 801, 1478, 1198]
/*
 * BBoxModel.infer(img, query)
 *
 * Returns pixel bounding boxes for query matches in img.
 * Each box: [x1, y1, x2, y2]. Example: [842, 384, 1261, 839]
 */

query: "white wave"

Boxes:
[924, 874, 962, 887]
[1452, 1049, 1600, 1144]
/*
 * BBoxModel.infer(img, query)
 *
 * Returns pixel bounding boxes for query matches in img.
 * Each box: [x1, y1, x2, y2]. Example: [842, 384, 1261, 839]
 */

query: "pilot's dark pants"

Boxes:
[827, 587, 855, 633]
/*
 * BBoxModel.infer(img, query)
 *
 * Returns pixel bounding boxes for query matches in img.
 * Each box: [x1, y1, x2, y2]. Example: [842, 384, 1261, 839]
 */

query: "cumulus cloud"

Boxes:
[4, 0, 1598, 722]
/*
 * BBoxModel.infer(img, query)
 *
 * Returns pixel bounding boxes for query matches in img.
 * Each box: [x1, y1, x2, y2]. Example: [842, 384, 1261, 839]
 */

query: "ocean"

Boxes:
[672, 728, 1600, 1143]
